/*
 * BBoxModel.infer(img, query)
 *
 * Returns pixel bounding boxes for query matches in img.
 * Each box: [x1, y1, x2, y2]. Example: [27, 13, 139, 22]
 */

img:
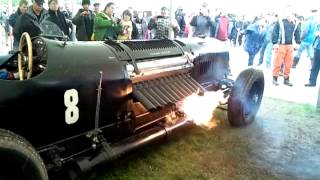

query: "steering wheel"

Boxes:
[18, 32, 33, 80]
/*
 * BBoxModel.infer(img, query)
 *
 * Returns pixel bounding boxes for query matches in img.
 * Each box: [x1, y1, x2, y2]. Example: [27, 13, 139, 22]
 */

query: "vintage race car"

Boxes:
[0, 33, 264, 180]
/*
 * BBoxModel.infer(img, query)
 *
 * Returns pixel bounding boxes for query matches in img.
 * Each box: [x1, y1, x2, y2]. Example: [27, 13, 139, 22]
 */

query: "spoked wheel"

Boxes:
[0, 129, 48, 180]
[18, 32, 33, 80]
[228, 68, 264, 126]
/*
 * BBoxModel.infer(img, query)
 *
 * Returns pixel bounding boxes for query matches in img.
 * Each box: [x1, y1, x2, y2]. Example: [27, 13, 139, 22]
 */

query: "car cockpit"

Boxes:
[0, 20, 68, 80]
[0, 34, 48, 80]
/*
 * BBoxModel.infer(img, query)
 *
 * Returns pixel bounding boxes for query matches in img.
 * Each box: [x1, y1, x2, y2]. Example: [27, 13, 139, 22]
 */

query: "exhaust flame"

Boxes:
[180, 90, 225, 128]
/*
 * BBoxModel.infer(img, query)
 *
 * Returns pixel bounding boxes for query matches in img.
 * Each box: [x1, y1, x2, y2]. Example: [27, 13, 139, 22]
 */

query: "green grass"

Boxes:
[82, 97, 320, 180]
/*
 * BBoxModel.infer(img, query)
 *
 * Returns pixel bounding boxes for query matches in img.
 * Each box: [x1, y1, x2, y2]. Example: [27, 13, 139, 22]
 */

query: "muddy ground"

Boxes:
[83, 97, 320, 180]
[245, 97, 320, 179]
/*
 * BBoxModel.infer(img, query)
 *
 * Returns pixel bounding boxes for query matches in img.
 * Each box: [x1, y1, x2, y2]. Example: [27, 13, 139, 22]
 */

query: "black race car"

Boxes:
[0, 33, 264, 180]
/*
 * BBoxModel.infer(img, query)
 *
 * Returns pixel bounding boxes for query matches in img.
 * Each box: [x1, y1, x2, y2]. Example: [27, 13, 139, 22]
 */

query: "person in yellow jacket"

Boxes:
[118, 10, 132, 40]
[93, 2, 121, 41]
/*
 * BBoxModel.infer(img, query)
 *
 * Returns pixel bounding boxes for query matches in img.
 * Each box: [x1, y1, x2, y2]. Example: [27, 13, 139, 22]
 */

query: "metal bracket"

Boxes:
[86, 71, 104, 149]
[98, 134, 114, 158]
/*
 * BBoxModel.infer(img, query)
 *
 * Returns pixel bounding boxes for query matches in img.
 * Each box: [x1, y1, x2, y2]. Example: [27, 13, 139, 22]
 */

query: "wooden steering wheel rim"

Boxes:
[18, 32, 33, 80]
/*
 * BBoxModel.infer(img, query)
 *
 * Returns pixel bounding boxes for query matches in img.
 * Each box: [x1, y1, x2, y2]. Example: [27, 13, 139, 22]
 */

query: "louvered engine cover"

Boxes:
[133, 73, 205, 110]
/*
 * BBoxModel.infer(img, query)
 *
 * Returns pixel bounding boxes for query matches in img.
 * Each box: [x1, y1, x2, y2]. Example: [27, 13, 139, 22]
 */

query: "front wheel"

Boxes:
[0, 129, 48, 180]
[227, 68, 264, 126]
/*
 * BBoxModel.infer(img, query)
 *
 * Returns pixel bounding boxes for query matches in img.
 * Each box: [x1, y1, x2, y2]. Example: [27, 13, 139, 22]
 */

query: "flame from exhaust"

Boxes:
[180, 90, 225, 128]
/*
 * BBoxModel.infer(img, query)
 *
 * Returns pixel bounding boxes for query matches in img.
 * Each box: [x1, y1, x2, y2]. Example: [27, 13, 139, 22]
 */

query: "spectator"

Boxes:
[0, 11, 4, 25]
[15, 0, 49, 44]
[271, 11, 301, 86]
[1, 11, 10, 47]
[93, 3, 100, 14]
[237, 16, 250, 46]
[175, 7, 186, 38]
[93, 2, 121, 41]
[243, 17, 265, 66]
[148, 7, 179, 39]
[292, 13, 316, 68]
[190, 7, 211, 37]
[47, 0, 70, 38]
[305, 14, 320, 87]
[214, 11, 230, 41]
[9, 0, 28, 49]
[141, 11, 151, 39]
[127, 7, 139, 39]
[118, 10, 133, 40]
[134, 11, 143, 39]
[72, 0, 95, 41]
[61, 3, 72, 20]
[228, 15, 238, 46]
[258, 15, 276, 68]
[60, 4, 73, 40]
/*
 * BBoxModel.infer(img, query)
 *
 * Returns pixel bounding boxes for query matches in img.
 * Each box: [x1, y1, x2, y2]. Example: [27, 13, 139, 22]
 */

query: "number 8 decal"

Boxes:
[64, 89, 79, 124]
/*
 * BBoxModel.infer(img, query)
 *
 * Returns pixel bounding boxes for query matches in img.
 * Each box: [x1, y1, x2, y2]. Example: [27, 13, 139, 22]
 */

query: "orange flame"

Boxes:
[180, 90, 225, 128]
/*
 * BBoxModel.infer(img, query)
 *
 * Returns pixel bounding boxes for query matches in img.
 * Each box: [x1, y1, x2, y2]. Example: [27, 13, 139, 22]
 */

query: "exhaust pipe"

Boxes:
[150, 86, 173, 105]
[76, 119, 193, 172]
[133, 89, 157, 110]
[139, 87, 163, 108]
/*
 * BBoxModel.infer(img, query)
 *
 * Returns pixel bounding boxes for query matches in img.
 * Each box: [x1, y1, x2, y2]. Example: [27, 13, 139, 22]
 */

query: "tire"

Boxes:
[0, 129, 48, 180]
[228, 68, 264, 126]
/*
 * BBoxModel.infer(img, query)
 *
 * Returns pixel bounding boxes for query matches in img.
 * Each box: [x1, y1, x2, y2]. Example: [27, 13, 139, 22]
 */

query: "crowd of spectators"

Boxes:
[0, 0, 320, 87]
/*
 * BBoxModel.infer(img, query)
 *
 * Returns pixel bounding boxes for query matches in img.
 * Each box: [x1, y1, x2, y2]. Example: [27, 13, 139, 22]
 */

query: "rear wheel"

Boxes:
[0, 129, 48, 180]
[228, 68, 264, 126]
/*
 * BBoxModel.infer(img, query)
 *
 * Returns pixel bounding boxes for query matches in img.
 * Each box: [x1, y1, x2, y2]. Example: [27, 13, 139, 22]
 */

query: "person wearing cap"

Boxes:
[72, 0, 95, 41]
[14, 0, 49, 46]
[46, 0, 70, 38]
[93, 2, 100, 14]
[147, 7, 179, 39]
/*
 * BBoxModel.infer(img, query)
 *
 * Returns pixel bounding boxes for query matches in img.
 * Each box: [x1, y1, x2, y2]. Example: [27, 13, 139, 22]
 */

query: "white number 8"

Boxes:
[64, 89, 79, 124]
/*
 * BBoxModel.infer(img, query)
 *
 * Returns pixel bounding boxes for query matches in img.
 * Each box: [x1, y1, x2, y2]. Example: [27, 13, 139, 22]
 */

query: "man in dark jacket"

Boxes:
[47, 0, 69, 38]
[190, 7, 211, 38]
[15, 0, 49, 46]
[72, 0, 95, 41]
[9, 0, 29, 49]
[131, 19, 139, 39]
[271, 12, 301, 86]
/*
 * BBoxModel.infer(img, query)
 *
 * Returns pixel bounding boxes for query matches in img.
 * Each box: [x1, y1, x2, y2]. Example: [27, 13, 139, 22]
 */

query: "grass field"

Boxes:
[82, 97, 320, 180]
